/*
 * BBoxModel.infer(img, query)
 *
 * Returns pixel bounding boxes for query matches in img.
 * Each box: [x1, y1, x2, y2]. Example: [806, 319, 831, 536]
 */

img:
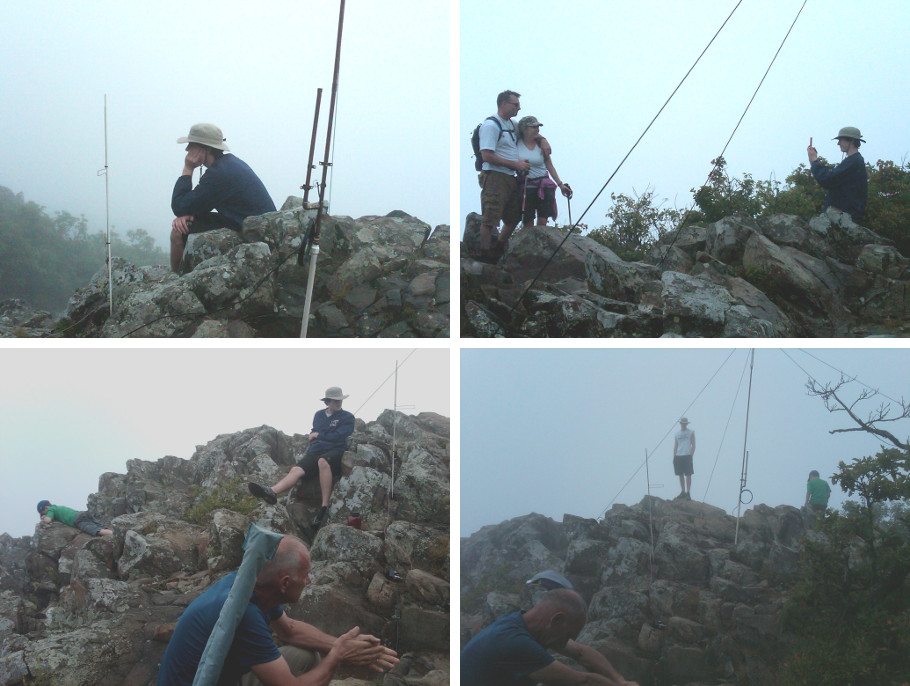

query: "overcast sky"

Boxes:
[460, 0, 910, 235]
[0, 346, 449, 539]
[1, 0, 449, 258]
[461, 347, 910, 537]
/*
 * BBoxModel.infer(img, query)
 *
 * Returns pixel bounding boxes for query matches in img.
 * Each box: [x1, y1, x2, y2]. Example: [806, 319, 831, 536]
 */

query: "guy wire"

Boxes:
[510, 0, 745, 315]
[656, 0, 809, 268]
[701, 351, 751, 500]
[352, 349, 417, 416]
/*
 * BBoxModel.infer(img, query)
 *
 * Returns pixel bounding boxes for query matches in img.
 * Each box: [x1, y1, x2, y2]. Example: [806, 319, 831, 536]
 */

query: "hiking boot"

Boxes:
[311, 506, 328, 530]
[248, 482, 277, 505]
[685, 492, 692, 501]
[674, 491, 686, 500]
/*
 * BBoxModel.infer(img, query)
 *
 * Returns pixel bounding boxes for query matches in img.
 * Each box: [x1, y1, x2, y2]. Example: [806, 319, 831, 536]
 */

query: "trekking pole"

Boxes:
[520, 173, 529, 228]
[299, 0, 345, 338]
[300, 88, 323, 204]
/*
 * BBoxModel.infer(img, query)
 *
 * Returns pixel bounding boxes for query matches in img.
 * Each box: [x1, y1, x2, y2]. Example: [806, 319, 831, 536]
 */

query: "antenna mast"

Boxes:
[734, 349, 756, 544]
[99, 94, 112, 315]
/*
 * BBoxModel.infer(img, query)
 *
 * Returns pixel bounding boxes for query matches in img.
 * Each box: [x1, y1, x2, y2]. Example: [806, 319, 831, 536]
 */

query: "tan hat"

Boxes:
[679, 417, 690, 425]
[321, 386, 349, 401]
[177, 123, 230, 151]
[833, 126, 865, 143]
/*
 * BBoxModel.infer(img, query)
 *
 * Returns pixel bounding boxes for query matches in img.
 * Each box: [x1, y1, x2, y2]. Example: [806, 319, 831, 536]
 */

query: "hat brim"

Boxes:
[322, 395, 350, 401]
[833, 136, 866, 143]
[176, 135, 230, 152]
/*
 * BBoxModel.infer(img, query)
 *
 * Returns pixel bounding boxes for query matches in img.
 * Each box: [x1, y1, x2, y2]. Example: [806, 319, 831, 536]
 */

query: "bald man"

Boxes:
[461, 589, 636, 686]
[157, 536, 397, 686]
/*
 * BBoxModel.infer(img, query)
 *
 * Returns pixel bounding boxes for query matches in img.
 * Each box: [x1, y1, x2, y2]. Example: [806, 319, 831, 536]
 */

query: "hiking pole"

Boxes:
[520, 172, 529, 228]
[97, 94, 113, 316]
[299, 0, 345, 338]
[300, 88, 323, 204]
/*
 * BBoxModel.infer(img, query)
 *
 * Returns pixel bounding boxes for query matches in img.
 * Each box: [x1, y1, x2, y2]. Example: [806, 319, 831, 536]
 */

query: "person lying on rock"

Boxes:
[170, 123, 277, 273]
[806, 126, 868, 223]
[37, 500, 112, 536]
[156, 535, 397, 686]
[248, 387, 355, 530]
[461, 587, 639, 686]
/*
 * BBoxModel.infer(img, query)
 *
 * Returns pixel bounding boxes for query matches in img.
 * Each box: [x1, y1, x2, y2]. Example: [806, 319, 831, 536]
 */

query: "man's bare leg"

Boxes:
[272, 466, 306, 495]
[170, 230, 185, 273]
[317, 458, 334, 508]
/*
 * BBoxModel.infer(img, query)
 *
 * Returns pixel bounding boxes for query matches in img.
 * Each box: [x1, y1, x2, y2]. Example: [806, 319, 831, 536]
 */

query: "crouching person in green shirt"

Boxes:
[37, 500, 113, 536]
[803, 470, 831, 526]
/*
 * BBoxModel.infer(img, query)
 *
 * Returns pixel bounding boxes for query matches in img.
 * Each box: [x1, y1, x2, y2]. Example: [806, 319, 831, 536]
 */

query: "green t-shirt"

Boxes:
[45, 504, 78, 527]
[806, 477, 831, 506]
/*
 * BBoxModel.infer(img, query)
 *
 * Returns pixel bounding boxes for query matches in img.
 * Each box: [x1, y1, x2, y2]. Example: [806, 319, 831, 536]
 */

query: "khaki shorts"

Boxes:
[480, 171, 521, 229]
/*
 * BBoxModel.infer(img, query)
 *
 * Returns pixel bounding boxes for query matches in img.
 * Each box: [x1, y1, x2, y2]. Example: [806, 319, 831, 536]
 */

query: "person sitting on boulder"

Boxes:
[170, 123, 277, 273]
[37, 500, 112, 537]
[807, 126, 868, 223]
[248, 387, 355, 530]
[156, 535, 398, 685]
[462, 587, 636, 686]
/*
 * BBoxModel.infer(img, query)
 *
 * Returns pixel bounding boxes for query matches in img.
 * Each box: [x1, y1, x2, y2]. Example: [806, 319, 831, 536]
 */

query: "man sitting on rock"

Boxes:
[807, 126, 868, 223]
[156, 535, 397, 686]
[461, 587, 637, 686]
[248, 387, 355, 530]
[37, 500, 112, 537]
[170, 123, 277, 273]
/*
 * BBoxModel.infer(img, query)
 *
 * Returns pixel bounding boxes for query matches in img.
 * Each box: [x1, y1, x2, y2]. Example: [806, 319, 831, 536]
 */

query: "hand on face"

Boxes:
[184, 145, 207, 169]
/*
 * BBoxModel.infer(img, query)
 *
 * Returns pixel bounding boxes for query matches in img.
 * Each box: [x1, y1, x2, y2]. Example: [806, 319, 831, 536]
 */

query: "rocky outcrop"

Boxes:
[461, 209, 910, 337]
[0, 412, 450, 685]
[2, 200, 449, 338]
[461, 499, 813, 686]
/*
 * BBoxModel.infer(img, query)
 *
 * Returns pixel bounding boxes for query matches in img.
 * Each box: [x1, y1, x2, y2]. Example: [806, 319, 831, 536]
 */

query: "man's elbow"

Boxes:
[480, 150, 495, 163]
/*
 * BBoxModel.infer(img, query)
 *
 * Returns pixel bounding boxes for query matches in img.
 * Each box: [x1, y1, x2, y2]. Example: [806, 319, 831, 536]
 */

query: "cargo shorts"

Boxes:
[480, 170, 522, 229]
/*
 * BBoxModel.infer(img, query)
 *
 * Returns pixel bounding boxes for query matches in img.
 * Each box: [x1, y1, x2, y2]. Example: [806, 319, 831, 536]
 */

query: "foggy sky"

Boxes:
[460, 0, 910, 234]
[1, 0, 449, 263]
[0, 346, 449, 539]
[461, 347, 910, 536]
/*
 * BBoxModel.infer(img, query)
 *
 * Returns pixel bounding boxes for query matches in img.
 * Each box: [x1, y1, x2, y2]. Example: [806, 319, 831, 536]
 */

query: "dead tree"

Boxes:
[807, 375, 910, 452]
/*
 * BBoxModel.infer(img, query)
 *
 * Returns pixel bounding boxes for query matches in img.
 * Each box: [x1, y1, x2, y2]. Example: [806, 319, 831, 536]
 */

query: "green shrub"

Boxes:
[184, 478, 260, 525]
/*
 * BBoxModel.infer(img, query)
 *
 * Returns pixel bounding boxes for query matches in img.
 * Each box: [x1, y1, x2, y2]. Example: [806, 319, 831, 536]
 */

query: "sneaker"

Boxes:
[248, 482, 277, 505]
[674, 491, 686, 500]
[311, 506, 328, 529]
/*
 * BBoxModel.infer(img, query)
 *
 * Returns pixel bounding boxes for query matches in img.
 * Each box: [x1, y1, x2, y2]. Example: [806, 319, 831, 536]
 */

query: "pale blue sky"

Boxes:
[1, 0, 449, 256]
[460, 0, 910, 234]
[0, 347, 449, 539]
[461, 348, 910, 536]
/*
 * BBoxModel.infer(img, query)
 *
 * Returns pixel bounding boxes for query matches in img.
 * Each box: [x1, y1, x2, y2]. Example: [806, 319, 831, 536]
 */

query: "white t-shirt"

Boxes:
[479, 115, 518, 174]
[517, 140, 547, 179]
[675, 429, 694, 456]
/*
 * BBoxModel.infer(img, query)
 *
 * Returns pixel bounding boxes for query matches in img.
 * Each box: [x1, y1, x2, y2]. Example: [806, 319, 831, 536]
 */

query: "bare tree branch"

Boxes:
[807, 375, 910, 451]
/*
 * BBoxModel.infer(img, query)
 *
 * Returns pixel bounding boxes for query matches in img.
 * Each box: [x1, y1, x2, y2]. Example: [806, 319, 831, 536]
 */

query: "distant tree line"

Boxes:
[0, 186, 167, 313]
[586, 157, 910, 261]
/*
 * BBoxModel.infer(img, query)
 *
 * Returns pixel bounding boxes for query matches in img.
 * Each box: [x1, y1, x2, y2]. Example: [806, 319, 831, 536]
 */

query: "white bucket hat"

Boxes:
[177, 123, 230, 151]
[321, 386, 349, 401]
[679, 417, 690, 425]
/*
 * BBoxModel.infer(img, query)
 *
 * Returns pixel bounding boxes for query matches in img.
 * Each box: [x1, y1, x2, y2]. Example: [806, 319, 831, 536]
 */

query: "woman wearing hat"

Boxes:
[248, 387, 354, 529]
[516, 116, 572, 228]
[807, 126, 868, 222]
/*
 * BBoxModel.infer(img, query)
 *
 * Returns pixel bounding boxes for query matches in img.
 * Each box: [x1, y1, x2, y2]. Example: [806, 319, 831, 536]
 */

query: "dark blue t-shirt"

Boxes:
[308, 409, 355, 453]
[461, 612, 555, 686]
[156, 571, 283, 686]
[171, 153, 277, 229]
[811, 152, 868, 222]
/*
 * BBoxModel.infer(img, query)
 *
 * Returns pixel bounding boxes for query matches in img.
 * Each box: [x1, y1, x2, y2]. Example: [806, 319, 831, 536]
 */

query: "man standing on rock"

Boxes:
[248, 387, 355, 530]
[673, 417, 695, 500]
[461, 588, 637, 686]
[807, 126, 868, 223]
[475, 90, 530, 263]
[37, 500, 112, 536]
[156, 535, 397, 686]
[170, 123, 276, 273]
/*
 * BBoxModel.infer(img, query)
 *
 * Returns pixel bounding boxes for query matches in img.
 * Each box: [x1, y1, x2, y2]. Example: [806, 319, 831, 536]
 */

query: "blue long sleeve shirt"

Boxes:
[810, 152, 868, 222]
[171, 154, 276, 229]
[309, 409, 355, 453]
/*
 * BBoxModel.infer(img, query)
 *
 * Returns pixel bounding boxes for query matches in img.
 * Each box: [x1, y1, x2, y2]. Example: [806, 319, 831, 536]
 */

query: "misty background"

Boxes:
[460, 0, 910, 235]
[1, 0, 449, 261]
[461, 347, 910, 537]
[0, 346, 449, 539]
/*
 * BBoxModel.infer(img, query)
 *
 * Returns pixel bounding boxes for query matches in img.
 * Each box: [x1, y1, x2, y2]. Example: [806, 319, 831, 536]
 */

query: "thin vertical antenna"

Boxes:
[301, 88, 323, 204]
[103, 94, 112, 315]
[389, 360, 399, 514]
[734, 349, 755, 544]
[645, 449, 654, 585]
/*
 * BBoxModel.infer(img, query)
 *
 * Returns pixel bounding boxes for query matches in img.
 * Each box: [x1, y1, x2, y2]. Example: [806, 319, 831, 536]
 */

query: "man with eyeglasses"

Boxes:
[248, 387, 355, 530]
[156, 535, 397, 685]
